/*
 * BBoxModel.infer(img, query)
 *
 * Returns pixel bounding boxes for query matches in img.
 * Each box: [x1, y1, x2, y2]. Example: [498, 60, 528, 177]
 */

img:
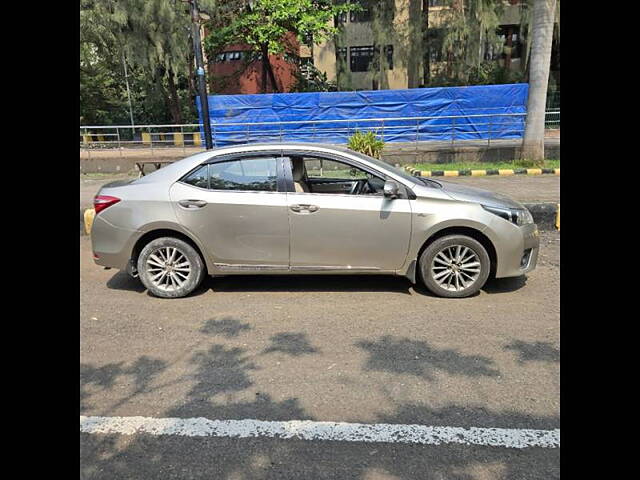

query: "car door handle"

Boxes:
[178, 199, 207, 209]
[290, 204, 319, 213]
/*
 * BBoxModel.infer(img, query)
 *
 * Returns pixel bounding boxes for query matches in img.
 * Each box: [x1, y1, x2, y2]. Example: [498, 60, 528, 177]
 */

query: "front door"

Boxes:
[169, 153, 289, 269]
[284, 154, 412, 271]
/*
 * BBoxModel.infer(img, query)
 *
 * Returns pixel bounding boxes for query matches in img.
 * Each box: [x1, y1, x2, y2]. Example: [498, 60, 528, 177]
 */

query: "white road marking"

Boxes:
[80, 416, 559, 449]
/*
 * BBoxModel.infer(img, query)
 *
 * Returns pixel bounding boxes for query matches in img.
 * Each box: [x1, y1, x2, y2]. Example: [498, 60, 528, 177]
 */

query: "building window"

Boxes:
[349, 45, 393, 72]
[350, 1, 372, 22]
[496, 25, 522, 59]
[334, 0, 348, 24]
[350, 46, 375, 72]
[214, 51, 245, 63]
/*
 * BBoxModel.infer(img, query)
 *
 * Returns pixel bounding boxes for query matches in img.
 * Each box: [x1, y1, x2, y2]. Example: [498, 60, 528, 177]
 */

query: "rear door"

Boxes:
[169, 152, 290, 269]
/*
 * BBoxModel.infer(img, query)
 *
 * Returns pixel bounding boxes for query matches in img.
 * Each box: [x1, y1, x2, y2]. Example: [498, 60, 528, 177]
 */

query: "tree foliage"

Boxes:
[203, 0, 358, 93]
[438, 0, 504, 84]
[80, 0, 218, 125]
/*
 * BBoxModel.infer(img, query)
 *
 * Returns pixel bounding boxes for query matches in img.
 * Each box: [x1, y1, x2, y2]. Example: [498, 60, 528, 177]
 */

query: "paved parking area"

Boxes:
[80, 232, 560, 479]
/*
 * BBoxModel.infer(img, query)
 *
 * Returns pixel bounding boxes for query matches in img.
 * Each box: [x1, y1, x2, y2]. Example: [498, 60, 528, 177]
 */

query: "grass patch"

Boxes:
[410, 159, 560, 172]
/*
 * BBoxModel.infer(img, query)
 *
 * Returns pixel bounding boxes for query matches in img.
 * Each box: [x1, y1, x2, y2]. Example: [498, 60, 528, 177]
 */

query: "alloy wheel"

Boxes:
[146, 247, 192, 292]
[430, 245, 481, 292]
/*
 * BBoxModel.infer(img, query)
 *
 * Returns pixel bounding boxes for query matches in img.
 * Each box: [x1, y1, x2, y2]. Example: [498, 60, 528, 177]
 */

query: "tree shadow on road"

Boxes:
[200, 317, 252, 338]
[81, 338, 558, 479]
[80, 356, 168, 414]
[355, 335, 500, 380]
[263, 332, 320, 356]
[505, 340, 560, 364]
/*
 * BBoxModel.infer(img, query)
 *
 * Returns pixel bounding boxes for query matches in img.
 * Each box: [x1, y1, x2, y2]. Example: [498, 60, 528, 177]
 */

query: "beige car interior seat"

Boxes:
[290, 157, 310, 193]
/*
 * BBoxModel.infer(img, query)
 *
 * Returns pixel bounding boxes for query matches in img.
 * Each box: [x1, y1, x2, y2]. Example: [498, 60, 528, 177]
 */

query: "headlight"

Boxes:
[482, 205, 534, 226]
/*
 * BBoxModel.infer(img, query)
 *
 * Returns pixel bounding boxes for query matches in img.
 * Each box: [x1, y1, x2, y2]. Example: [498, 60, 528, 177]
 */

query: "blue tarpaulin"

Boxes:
[196, 83, 528, 147]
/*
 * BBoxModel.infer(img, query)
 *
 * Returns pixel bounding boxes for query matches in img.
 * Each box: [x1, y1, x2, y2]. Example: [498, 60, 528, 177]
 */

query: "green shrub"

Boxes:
[347, 130, 385, 159]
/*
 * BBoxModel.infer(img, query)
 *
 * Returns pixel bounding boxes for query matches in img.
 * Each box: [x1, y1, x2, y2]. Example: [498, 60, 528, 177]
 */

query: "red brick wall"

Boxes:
[207, 34, 300, 95]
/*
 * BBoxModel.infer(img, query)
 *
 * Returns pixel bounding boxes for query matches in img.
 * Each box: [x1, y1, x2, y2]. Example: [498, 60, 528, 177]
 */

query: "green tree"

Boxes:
[80, 0, 219, 124]
[438, 0, 504, 85]
[203, 0, 358, 93]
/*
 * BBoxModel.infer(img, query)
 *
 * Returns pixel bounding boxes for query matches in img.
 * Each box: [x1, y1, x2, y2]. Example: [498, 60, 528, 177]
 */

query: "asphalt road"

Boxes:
[80, 232, 560, 479]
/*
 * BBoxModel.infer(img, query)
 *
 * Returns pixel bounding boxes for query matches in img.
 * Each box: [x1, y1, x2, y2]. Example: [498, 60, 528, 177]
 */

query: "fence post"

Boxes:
[149, 127, 154, 155]
[488, 116, 493, 147]
[117, 128, 123, 157]
[451, 117, 456, 146]
[82, 127, 91, 146]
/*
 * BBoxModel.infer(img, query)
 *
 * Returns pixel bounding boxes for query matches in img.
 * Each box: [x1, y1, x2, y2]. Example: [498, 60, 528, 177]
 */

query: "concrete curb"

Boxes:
[404, 166, 560, 177]
[81, 203, 560, 236]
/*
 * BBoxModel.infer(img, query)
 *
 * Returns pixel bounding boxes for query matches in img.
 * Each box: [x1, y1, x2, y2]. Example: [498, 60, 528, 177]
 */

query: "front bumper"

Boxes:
[494, 222, 540, 278]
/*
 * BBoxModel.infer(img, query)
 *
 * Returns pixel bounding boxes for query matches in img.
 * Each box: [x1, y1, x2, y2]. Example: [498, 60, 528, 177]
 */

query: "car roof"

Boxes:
[209, 142, 352, 154]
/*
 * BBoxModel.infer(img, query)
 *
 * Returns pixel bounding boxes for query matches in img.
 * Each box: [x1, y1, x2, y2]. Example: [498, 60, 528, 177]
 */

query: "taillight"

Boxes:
[94, 195, 120, 215]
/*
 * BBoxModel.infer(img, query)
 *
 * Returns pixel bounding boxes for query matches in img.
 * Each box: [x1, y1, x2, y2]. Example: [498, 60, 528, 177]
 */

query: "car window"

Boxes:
[182, 165, 209, 189]
[182, 157, 278, 192]
[209, 157, 278, 192]
[304, 158, 369, 180]
[291, 155, 386, 196]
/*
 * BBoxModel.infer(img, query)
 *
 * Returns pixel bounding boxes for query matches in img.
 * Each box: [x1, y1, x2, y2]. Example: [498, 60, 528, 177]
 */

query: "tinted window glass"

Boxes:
[182, 165, 209, 189]
[209, 157, 278, 191]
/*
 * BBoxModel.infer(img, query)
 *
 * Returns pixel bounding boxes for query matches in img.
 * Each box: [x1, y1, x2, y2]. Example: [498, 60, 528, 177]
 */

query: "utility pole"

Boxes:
[189, 0, 213, 149]
[121, 51, 135, 127]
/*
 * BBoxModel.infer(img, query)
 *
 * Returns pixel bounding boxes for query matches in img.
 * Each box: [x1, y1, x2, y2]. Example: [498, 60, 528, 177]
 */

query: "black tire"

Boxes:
[419, 235, 490, 298]
[137, 237, 205, 298]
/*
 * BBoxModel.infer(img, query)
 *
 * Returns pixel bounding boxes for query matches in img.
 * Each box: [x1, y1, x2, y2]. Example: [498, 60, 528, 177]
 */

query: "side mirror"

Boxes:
[383, 180, 399, 199]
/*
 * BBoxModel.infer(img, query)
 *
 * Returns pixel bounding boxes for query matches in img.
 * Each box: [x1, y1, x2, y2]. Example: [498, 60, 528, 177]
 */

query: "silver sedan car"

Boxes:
[91, 143, 539, 298]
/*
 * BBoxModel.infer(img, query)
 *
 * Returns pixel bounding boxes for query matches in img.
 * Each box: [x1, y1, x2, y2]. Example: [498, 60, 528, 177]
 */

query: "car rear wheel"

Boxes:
[419, 235, 490, 298]
[137, 237, 205, 298]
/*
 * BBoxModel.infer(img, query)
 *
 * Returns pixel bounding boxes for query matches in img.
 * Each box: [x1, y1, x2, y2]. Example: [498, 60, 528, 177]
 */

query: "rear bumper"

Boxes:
[91, 215, 141, 271]
[494, 223, 540, 278]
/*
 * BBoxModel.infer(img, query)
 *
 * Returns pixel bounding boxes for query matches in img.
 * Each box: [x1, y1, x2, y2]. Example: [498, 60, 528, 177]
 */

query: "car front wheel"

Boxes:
[419, 235, 490, 298]
[137, 237, 205, 298]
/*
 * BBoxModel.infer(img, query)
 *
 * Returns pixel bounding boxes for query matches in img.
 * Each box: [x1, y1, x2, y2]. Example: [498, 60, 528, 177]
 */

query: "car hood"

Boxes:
[436, 179, 525, 209]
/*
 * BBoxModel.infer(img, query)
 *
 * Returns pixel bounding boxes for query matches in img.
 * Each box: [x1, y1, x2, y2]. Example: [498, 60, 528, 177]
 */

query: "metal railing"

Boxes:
[80, 110, 559, 154]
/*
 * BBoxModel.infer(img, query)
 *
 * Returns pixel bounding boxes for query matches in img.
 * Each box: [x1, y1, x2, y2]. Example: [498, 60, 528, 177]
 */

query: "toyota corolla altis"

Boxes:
[91, 143, 538, 298]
